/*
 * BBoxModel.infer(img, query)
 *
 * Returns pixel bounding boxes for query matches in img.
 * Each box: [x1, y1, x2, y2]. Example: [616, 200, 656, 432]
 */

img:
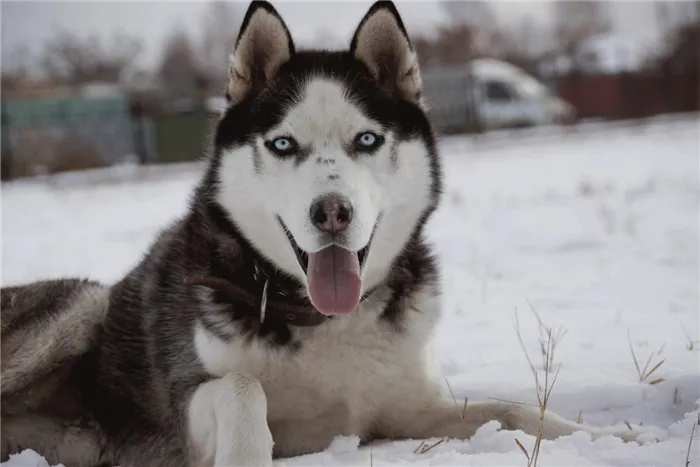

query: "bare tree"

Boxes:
[198, 0, 242, 93]
[551, 1, 612, 72]
[492, 17, 553, 77]
[655, 1, 700, 57]
[436, 23, 477, 66]
[440, 0, 498, 53]
[39, 30, 141, 85]
[158, 28, 206, 104]
[440, 0, 496, 29]
[413, 23, 477, 70]
[1, 44, 32, 95]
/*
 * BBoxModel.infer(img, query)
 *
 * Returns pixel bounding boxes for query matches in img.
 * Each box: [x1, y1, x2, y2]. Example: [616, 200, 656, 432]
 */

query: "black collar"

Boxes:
[183, 263, 329, 328]
[189, 199, 378, 328]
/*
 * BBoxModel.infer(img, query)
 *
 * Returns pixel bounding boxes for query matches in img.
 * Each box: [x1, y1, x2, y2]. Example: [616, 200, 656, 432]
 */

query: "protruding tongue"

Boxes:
[307, 246, 362, 316]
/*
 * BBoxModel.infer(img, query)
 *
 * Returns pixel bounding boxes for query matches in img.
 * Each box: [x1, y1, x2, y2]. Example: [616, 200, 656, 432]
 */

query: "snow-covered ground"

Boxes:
[2, 116, 699, 466]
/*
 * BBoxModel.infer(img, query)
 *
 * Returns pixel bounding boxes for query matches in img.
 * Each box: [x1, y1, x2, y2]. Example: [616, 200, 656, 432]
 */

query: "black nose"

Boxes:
[310, 194, 353, 233]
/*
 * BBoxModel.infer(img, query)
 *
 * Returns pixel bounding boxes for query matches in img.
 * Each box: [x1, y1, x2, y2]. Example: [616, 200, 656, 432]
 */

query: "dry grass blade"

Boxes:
[513, 311, 562, 467]
[487, 397, 540, 408]
[577, 408, 584, 424]
[417, 437, 448, 454]
[444, 378, 468, 421]
[514, 309, 540, 382]
[640, 352, 656, 379]
[515, 438, 531, 461]
[624, 420, 633, 431]
[645, 359, 665, 379]
[685, 413, 699, 467]
[627, 330, 666, 383]
[545, 364, 562, 401]
[526, 299, 568, 373]
[627, 330, 643, 378]
[445, 378, 468, 421]
[413, 440, 426, 454]
[681, 324, 699, 351]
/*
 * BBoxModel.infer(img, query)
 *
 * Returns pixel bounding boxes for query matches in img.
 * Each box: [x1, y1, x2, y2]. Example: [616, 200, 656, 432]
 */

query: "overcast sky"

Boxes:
[0, 1, 680, 72]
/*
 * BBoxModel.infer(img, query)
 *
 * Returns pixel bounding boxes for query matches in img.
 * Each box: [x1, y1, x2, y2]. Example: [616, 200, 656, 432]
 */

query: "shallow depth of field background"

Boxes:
[1, 2, 699, 466]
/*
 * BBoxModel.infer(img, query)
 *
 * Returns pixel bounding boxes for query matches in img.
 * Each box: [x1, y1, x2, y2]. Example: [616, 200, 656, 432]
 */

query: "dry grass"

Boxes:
[414, 437, 449, 455]
[445, 378, 468, 421]
[686, 412, 699, 467]
[526, 300, 568, 373]
[681, 324, 700, 351]
[411, 379, 464, 456]
[627, 330, 666, 384]
[514, 309, 562, 467]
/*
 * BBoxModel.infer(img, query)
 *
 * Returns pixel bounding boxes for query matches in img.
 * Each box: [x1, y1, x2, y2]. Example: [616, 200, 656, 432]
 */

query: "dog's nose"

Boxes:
[310, 194, 353, 233]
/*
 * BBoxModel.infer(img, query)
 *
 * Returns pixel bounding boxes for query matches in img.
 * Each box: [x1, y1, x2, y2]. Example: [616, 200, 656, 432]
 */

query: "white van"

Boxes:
[422, 58, 576, 133]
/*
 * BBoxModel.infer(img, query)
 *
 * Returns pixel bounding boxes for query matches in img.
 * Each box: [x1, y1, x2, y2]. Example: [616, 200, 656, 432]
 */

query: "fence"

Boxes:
[2, 96, 139, 179]
[1, 96, 215, 180]
[554, 69, 699, 120]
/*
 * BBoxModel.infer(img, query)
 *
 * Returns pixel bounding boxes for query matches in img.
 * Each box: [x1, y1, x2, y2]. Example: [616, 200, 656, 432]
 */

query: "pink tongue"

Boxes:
[307, 246, 362, 316]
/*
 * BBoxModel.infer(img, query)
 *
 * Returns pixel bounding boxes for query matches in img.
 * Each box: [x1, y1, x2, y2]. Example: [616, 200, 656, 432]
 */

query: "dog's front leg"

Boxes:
[187, 373, 273, 467]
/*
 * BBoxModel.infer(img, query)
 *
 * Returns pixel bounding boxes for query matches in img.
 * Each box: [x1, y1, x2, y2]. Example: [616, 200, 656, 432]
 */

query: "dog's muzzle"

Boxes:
[277, 194, 373, 317]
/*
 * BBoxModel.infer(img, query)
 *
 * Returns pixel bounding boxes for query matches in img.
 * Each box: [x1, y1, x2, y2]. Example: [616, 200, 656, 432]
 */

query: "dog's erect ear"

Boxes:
[350, 1, 422, 104]
[226, 1, 295, 104]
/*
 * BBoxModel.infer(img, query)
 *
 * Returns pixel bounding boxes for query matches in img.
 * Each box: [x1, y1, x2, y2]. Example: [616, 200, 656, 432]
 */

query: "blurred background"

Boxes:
[1, 1, 698, 179]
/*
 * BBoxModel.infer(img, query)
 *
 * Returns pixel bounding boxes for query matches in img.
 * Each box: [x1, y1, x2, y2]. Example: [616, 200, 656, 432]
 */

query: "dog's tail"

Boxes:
[389, 399, 656, 445]
[468, 400, 651, 443]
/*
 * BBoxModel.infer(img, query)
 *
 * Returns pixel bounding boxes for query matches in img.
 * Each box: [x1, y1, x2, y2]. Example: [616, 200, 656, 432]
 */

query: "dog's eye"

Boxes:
[358, 133, 377, 146]
[274, 138, 292, 151]
[266, 136, 298, 156]
[354, 132, 383, 152]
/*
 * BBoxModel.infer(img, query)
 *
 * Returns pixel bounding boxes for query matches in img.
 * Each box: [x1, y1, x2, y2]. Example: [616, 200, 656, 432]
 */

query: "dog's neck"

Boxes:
[185, 197, 330, 328]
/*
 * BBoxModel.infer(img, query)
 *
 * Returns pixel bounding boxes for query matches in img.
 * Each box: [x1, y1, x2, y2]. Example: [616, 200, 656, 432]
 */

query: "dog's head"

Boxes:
[212, 0, 441, 316]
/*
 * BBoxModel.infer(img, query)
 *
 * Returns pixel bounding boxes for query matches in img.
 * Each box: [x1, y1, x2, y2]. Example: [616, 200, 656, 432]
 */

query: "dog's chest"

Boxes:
[194, 309, 424, 437]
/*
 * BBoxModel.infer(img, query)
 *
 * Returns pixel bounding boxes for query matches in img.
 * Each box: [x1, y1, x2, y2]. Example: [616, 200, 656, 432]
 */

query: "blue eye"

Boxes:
[267, 136, 298, 156]
[274, 138, 292, 151]
[358, 132, 377, 147]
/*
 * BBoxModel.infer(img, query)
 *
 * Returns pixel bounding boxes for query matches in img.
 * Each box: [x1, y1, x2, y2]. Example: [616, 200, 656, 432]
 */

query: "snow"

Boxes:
[2, 116, 699, 466]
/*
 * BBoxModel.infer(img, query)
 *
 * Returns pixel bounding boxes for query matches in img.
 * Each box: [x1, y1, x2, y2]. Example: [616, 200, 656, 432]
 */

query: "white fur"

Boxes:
[190, 280, 645, 464]
[217, 77, 433, 294]
[188, 374, 274, 467]
[193, 282, 446, 459]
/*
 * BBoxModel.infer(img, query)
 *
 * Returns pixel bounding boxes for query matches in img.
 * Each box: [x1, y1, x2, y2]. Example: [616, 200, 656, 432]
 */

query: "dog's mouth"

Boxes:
[277, 217, 373, 317]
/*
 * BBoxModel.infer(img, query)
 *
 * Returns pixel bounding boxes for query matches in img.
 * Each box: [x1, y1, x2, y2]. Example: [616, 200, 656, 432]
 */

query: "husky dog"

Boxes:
[1, 2, 646, 466]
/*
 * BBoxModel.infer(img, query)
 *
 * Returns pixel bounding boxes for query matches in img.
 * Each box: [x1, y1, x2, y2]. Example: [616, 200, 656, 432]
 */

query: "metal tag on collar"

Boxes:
[259, 279, 269, 324]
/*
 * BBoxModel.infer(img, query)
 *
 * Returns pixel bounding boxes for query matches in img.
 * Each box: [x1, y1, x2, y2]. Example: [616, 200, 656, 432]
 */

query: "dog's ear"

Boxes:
[226, 1, 295, 104]
[350, 1, 422, 105]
